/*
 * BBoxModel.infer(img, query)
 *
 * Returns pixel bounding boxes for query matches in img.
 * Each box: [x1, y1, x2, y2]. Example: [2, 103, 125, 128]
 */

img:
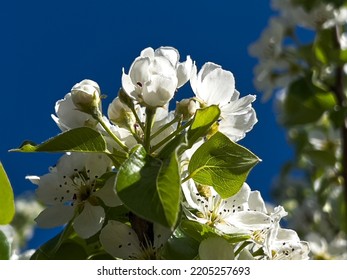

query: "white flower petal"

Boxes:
[219, 108, 257, 142]
[142, 74, 177, 107]
[85, 153, 111, 180]
[73, 202, 105, 238]
[99, 220, 141, 259]
[181, 179, 201, 210]
[129, 57, 150, 86]
[227, 183, 251, 205]
[198, 65, 235, 106]
[36, 172, 73, 205]
[95, 176, 122, 207]
[150, 56, 177, 78]
[140, 47, 154, 58]
[248, 191, 267, 213]
[199, 62, 221, 82]
[221, 211, 270, 233]
[190, 64, 198, 94]
[35, 205, 74, 228]
[56, 152, 86, 176]
[155, 46, 179, 67]
[121, 71, 137, 98]
[25, 175, 40, 185]
[221, 95, 256, 115]
[53, 93, 96, 131]
[177, 56, 193, 88]
[153, 223, 172, 250]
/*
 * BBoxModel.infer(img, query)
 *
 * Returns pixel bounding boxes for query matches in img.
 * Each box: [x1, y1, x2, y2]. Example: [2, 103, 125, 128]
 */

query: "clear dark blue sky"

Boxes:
[1, 0, 292, 249]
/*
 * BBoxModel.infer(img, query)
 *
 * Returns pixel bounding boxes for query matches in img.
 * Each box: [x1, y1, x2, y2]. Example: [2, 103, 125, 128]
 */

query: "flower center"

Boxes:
[70, 169, 98, 206]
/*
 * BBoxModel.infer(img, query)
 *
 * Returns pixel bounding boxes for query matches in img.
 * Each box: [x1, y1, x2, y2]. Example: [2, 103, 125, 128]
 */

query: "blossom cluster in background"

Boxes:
[250, 0, 347, 259]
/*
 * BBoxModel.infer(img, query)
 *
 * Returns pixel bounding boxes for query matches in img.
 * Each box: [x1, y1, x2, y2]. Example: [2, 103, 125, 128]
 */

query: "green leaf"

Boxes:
[30, 231, 88, 260]
[0, 162, 15, 225]
[180, 219, 221, 242]
[281, 77, 336, 126]
[303, 150, 336, 167]
[161, 228, 199, 260]
[180, 220, 250, 244]
[157, 132, 187, 159]
[187, 105, 220, 148]
[31, 240, 88, 260]
[11, 127, 107, 153]
[188, 132, 260, 198]
[313, 28, 338, 65]
[116, 145, 181, 228]
[107, 149, 129, 169]
[0, 230, 11, 260]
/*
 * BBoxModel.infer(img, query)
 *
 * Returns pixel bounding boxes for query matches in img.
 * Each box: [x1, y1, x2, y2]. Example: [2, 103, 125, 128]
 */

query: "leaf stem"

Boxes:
[144, 107, 156, 152]
[49, 219, 74, 258]
[150, 118, 193, 154]
[94, 112, 129, 153]
[234, 241, 252, 257]
[130, 105, 146, 132]
[150, 115, 181, 140]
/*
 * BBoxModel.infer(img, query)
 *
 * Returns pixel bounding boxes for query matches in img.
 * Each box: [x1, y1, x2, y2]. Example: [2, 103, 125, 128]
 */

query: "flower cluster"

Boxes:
[250, 0, 347, 260]
[249, 0, 347, 100]
[182, 181, 309, 259]
[23, 46, 308, 260]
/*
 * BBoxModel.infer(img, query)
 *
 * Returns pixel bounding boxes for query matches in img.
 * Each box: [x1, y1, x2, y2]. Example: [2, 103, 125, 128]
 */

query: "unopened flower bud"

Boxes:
[175, 98, 197, 120]
[118, 87, 135, 109]
[71, 79, 101, 114]
[107, 97, 136, 128]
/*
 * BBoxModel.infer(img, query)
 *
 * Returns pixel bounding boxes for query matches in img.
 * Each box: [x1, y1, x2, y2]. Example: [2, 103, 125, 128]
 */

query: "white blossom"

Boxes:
[122, 46, 193, 108]
[190, 62, 257, 141]
[182, 180, 270, 235]
[266, 228, 310, 260]
[99, 220, 171, 259]
[52, 92, 98, 131]
[26, 153, 121, 239]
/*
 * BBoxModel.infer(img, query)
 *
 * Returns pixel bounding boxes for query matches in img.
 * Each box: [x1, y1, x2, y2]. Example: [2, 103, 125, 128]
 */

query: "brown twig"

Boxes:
[331, 26, 347, 215]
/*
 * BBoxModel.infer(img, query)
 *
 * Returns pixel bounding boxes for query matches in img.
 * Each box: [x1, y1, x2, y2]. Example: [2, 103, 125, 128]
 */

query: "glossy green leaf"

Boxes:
[107, 149, 128, 169]
[0, 230, 10, 260]
[180, 220, 250, 244]
[157, 132, 187, 159]
[11, 127, 107, 153]
[0, 162, 15, 225]
[280, 77, 335, 126]
[116, 145, 181, 228]
[30, 230, 89, 260]
[188, 132, 260, 198]
[161, 228, 199, 260]
[187, 105, 220, 148]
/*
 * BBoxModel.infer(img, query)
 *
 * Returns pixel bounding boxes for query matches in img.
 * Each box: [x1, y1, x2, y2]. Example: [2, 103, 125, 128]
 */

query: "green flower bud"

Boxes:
[108, 97, 136, 128]
[71, 79, 101, 115]
[175, 98, 197, 120]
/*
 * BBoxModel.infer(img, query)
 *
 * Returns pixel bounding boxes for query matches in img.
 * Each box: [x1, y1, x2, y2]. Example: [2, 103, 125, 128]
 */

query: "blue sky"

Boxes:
[1, 0, 292, 249]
